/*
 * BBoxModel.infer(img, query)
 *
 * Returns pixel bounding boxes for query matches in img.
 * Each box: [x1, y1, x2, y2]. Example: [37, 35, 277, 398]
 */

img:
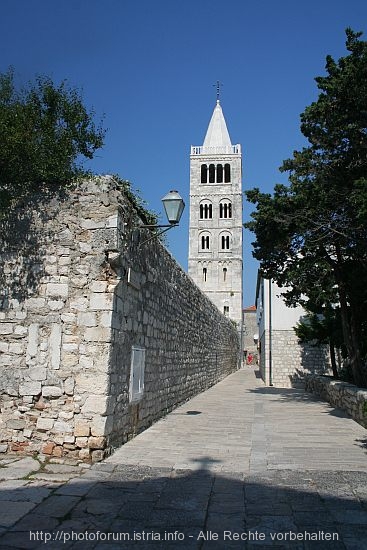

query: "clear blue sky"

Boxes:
[1, 0, 366, 306]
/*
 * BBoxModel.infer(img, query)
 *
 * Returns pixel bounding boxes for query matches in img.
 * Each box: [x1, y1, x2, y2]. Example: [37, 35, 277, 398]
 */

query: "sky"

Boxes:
[1, 0, 366, 306]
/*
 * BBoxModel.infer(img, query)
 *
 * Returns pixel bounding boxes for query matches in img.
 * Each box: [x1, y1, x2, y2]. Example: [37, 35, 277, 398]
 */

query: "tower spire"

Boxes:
[214, 80, 222, 102]
[203, 93, 232, 148]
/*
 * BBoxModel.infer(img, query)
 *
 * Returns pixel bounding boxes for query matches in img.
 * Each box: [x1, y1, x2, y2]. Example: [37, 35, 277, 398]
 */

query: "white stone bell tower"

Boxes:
[188, 98, 243, 325]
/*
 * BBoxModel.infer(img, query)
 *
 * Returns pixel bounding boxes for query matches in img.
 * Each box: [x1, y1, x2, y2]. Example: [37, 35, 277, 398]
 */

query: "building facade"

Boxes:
[256, 274, 330, 387]
[188, 100, 243, 325]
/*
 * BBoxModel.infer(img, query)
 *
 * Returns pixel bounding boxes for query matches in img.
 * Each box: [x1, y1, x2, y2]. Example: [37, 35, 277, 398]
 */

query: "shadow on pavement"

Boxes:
[0, 460, 367, 549]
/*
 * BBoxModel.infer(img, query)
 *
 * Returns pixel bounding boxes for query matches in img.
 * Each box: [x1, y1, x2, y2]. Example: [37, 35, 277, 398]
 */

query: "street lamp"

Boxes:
[161, 190, 185, 225]
[136, 190, 185, 245]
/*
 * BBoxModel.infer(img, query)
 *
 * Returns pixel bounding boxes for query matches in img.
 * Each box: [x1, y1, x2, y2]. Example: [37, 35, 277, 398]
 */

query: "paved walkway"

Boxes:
[0, 368, 366, 549]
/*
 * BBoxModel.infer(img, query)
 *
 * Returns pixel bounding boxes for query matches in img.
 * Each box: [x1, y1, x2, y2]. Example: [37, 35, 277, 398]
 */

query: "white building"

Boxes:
[256, 273, 330, 387]
[188, 100, 243, 326]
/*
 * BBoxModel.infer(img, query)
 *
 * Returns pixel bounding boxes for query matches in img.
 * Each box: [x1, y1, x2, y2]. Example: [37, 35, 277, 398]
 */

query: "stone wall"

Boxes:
[260, 330, 329, 387]
[0, 177, 240, 460]
[272, 330, 330, 387]
[305, 375, 367, 428]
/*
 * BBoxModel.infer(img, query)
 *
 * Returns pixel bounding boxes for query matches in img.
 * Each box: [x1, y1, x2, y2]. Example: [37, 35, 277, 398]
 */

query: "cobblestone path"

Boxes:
[0, 368, 366, 549]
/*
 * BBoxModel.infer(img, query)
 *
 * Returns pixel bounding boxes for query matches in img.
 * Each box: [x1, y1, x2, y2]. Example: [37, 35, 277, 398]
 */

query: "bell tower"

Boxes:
[188, 98, 243, 325]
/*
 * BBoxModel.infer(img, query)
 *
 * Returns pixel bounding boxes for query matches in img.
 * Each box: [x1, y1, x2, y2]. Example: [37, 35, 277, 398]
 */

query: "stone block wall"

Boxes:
[0, 177, 239, 460]
[305, 375, 367, 428]
[271, 330, 330, 387]
[260, 330, 329, 387]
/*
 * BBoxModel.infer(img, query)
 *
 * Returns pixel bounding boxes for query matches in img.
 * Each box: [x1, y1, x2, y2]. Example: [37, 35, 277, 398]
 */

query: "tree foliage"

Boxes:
[245, 29, 367, 387]
[0, 68, 105, 210]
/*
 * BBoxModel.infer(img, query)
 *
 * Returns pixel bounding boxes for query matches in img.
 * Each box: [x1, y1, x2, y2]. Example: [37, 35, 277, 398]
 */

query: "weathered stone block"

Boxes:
[36, 417, 54, 431]
[75, 374, 107, 395]
[6, 419, 26, 430]
[80, 218, 105, 230]
[42, 442, 55, 455]
[100, 312, 112, 328]
[84, 327, 111, 342]
[88, 436, 106, 449]
[74, 421, 90, 437]
[42, 386, 62, 398]
[0, 323, 13, 334]
[77, 312, 97, 327]
[81, 396, 109, 415]
[48, 300, 64, 310]
[46, 283, 69, 298]
[27, 324, 39, 357]
[79, 448, 90, 460]
[70, 297, 88, 312]
[19, 381, 41, 396]
[75, 436, 88, 448]
[62, 343, 78, 352]
[15, 325, 28, 336]
[9, 343, 23, 354]
[59, 411, 74, 421]
[91, 415, 113, 437]
[90, 293, 113, 311]
[0, 354, 12, 366]
[62, 353, 78, 368]
[0, 342, 9, 352]
[49, 324, 61, 370]
[52, 446, 64, 457]
[29, 367, 47, 381]
[53, 421, 73, 434]
[91, 449, 105, 462]
[64, 377, 75, 395]
[90, 281, 108, 293]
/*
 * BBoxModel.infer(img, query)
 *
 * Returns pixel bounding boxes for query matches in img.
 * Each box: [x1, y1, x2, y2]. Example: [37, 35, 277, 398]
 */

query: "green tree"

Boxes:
[0, 68, 105, 209]
[245, 29, 367, 387]
[294, 306, 345, 379]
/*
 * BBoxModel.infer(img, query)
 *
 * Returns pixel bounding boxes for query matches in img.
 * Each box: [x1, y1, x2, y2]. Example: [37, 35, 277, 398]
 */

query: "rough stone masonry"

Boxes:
[0, 177, 240, 461]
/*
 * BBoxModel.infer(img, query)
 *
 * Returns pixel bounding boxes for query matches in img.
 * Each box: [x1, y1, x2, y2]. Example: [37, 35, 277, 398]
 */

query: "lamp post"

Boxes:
[161, 190, 185, 225]
[136, 190, 185, 245]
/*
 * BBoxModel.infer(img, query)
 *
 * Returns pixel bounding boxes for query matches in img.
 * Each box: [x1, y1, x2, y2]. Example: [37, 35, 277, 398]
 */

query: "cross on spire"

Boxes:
[213, 80, 223, 102]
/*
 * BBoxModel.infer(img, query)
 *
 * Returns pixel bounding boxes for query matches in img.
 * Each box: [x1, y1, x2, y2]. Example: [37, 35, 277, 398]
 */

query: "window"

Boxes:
[221, 235, 230, 249]
[202, 163, 230, 184]
[199, 201, 212, 219]
[219, 200, 232, 219]
[223, 267, 227, 282]
[201, 235, 210, 249]
[203, 267, 207, 282]
[129, 346, 145, 403]
[217, 164, 223, 183]
[201, 164, 207, 183]
[224, 306, 230, 317]
[224, 163, 231, 183]
[209, 164, 215, 183]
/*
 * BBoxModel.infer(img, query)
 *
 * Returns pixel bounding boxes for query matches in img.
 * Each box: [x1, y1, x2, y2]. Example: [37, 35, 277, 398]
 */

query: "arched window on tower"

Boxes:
[221, 235, 230, 249]
[223, 267, 227, 282]
[220, 232, 231, 250]
[209, 164, 215, 183]
[219, 199, 232, 219]
[199, 200, 213, 220]
[216, 164, 223, 183]
[200, 233, 210, 250]
[201, 164, 207, 184]
[224, 163, 231, 183]
[203, 267, 207, 282]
